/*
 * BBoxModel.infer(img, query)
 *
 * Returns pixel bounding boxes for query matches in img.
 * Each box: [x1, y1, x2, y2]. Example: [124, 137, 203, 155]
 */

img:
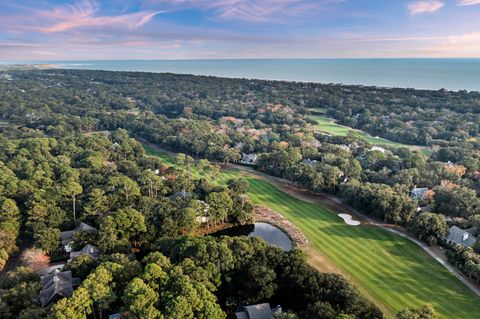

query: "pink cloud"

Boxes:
[408, 1, 444, 15]
[457, 0, 480, 5]
[35, 0, 162, 33]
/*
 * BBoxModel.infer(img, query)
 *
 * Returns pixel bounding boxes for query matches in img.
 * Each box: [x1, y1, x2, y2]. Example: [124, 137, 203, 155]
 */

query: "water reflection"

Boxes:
[213, 222, 293, 251]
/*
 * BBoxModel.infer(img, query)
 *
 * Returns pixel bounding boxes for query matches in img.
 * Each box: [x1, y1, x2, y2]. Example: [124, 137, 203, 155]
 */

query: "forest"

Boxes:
[0, 69, 479, 318]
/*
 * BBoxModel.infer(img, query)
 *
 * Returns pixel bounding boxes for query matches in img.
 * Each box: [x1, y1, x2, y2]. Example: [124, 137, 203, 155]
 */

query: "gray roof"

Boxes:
[61, 223, 98, 244]
[303, 159, 318, 165]
[235, 312, 249, 319]
[70, 244, 101, 260]
[39, 270, 73, 307]
[411, 187, 429, 200]
[168, 190, 192, 200]
[236, 303, 273, 319]
[445, 226, 477, 247]
[240, 153, 258, 164]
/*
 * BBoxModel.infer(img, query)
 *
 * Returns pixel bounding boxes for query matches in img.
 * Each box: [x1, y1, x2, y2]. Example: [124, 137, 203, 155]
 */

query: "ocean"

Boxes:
[2, 59, 479, 92]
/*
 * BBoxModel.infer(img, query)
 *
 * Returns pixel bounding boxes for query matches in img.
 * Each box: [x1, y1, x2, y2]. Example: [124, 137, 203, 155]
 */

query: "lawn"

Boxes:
[143, 143, 175, 166]
[144, 143, 479, 318]
[308, 115, 408, 147]
[239, 175, 480, 318]
[308, 115, 433, 157]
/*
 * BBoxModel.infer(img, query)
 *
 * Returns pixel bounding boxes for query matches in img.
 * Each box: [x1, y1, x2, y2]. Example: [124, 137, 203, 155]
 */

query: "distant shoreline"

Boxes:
[1, 59, 479, 92]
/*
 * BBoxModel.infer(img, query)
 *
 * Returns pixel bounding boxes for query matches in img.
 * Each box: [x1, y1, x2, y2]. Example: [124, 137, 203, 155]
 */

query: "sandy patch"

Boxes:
[338, 213, 360, 226]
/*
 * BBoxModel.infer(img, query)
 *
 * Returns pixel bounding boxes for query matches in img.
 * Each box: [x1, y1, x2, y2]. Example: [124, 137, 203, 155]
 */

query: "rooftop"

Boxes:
[445, 226, 477, 248]
[168, 190, 192, 200]
[235, 303, 273, 319]
[39, 270, 73, 307]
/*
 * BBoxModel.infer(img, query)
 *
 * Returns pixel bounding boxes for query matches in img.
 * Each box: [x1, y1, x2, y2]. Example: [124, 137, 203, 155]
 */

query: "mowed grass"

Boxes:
[309, 115, 406, 147]
[237, 175, 480, 319]
[143, 144, 175, 166]
[144, 145, 479, 318]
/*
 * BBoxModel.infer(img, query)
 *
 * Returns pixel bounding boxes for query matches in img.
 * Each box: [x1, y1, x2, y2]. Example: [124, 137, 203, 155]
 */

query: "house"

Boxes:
[60, 223, 98, 253]
[240, 153, 258, 165]
[39, 263, 66, 276]
[0, 73, 12, 81]
[410, 187, 429, 200]
[370, 146, 386, 153]
[445, 226, 477, 248]
[303, 158, 318, 165]
[235, 303, 274, 319]
[69, 244, 101, 262]
[168, 190, 192, 200]
[39, 269, 73, 307]
[416, 206, 432, 213]
[196, 200, 210, 224]
[315, 131, 332, 137]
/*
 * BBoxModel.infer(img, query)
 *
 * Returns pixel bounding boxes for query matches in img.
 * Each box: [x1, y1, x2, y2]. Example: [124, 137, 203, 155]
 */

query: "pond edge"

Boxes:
[253, 205, 308, 248]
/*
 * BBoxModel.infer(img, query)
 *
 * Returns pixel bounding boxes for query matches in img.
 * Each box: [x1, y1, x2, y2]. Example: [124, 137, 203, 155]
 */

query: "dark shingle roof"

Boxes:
[236, 303, 273, 319]
[168, 190, 192, 200]
[39, 270, 73, 307]
[69, 244, 101, 260]
[60, 222, 98, 244]
[445, 226, 477, 247]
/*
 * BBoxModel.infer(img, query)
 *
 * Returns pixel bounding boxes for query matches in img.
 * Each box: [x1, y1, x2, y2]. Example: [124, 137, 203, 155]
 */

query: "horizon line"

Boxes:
[2, 57, 480, 63]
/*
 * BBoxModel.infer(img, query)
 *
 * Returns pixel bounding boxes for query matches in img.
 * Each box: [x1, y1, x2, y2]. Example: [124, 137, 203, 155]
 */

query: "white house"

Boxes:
[240, 153, 258, 165]
[370, 146, 386, 153]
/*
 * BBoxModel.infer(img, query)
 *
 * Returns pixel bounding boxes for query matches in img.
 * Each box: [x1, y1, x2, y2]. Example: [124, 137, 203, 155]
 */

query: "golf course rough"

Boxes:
[242, 175, 480, 319]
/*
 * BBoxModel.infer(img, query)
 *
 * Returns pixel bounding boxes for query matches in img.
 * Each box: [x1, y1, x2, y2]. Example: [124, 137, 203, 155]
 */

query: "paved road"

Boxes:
[141, 140, 480, 297]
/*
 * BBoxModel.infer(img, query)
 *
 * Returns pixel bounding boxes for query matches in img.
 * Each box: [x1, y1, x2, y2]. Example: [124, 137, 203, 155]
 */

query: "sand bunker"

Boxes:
[338, 214, 361, 226]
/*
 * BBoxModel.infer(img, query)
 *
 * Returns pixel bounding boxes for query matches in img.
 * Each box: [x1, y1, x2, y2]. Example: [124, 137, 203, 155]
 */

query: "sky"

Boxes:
[1, 0, 480, 60]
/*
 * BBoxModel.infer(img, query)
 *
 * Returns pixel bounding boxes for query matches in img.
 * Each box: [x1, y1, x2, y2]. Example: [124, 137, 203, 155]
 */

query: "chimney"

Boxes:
[462, 233, 469, 241]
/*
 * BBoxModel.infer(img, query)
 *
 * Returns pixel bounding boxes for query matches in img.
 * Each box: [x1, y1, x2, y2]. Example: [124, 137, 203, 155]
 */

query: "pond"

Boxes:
[212, 222, 293, 251]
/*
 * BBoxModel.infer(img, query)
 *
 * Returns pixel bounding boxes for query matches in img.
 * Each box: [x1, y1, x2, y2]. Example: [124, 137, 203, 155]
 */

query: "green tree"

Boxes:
[123, 277, 162, 318]
[228, 178, 249, 195]
[206, 192, 233, 225]
[434, 186, 480, 217]
[409, 212, 448, 245]
[111, 208, 146, 240]
[396, 304, 438, 319]
[58, 168, 83, 221]
[83, 188, 109, 219]
[52, 287, 92, 319]
[83, 265, 117, 319]
[108, 175, 141, 204]
[33, 227, 60, 254]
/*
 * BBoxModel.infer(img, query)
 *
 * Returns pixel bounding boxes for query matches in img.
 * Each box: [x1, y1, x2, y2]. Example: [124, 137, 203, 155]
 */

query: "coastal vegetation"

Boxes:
[0, 69, 479, 318]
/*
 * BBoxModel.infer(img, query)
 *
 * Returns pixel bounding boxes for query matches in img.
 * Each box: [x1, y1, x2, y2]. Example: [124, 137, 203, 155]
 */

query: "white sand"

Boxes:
[338, 214, 360, 226]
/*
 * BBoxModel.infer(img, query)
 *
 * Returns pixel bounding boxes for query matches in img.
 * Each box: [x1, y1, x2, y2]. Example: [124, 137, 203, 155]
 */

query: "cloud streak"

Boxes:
[408, 1, 444, 15]
[457, 0, 480, 5]
[149, 0, 343, 22]
[35, 0, 162, 33]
